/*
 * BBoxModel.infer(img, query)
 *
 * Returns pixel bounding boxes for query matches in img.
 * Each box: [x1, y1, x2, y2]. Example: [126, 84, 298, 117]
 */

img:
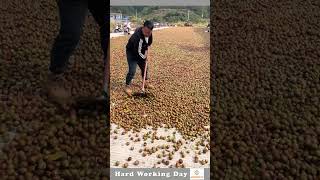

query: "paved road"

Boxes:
[110, 27, 170, 38]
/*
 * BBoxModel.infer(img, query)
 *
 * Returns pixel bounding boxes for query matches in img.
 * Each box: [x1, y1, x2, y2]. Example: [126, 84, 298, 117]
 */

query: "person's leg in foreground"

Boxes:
[48, 0, 88, 108]
[125, 51, 138, 96]
[88, 1, 109, 102]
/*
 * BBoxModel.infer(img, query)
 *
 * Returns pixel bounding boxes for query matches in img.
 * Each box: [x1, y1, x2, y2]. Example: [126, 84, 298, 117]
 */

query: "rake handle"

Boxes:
[141, 49, 149, 91]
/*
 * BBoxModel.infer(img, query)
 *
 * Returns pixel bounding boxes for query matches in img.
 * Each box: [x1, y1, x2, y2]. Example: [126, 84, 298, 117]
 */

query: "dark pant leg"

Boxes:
[49, 0, 88, 74]
[88, 1, 109, 62]
[126, 51, 138, 85]
[137, 59, 149, 80]
[88, 2, 109, 97]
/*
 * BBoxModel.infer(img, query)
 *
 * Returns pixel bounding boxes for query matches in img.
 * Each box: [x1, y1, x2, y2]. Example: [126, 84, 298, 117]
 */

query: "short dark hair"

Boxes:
[143, 20, 154, 30]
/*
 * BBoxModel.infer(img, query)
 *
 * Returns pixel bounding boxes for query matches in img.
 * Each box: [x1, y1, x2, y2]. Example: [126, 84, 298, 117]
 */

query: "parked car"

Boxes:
[154, 22, 160, 28]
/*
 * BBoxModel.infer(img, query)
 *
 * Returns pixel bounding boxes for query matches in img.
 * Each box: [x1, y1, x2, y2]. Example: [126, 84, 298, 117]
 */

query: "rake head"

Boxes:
[132, 89, 154, 99]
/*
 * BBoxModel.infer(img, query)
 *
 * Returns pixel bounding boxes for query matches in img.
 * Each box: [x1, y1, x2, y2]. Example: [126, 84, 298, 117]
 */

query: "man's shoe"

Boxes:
[124, 85, 132, 96]
[46, 72, 72, 109]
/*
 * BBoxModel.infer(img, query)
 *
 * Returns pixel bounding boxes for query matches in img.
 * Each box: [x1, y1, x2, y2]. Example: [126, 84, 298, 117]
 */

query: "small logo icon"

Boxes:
[190, 168, 204, 180]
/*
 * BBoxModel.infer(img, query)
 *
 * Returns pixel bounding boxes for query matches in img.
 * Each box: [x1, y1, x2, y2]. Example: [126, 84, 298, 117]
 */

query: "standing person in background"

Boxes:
[47, 0, 109, 109]
[124, 20, 154, 96]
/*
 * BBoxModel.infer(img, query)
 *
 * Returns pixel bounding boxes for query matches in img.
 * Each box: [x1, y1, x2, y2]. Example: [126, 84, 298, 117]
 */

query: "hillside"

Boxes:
[110, 6, 209, 23]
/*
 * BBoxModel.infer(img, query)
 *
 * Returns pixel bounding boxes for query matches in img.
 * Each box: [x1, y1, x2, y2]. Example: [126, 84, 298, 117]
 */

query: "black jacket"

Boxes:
[126, 27, 153, 60]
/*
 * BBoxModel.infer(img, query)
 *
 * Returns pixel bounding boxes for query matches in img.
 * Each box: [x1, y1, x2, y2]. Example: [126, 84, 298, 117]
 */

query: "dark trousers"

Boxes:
[125, 50, 149, 85]
[49, 0, 108, 74]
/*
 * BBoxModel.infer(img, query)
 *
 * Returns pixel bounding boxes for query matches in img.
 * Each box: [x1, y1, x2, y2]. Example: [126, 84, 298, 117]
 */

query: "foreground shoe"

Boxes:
[124, 85, 132, 96]
[46, 72, 72, 109]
